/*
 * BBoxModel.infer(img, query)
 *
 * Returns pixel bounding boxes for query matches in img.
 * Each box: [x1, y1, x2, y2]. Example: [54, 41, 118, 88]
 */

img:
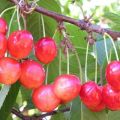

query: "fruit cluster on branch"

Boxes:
[1, 0, 120, 119]
[10, 0, 120, 40]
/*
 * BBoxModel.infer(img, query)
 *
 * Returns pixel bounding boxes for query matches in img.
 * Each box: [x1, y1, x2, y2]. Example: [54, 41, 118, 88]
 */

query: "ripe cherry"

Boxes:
[86, 86, 105, 112]
[32, 85, 60, 112]
[79, 81, 102, 108]
[35, 37, 57, 64]
[0, 57, 21, 85]
[53, 74, 81, 103]
[87, 102, 105, 112]
[0, 33, 7, 58]
[8, 30, 33, 59]
[106, 61, 120, 91]
[0, 18, 8, 35]
[102, 84, 120, 110]
[19, 60, 45, 89]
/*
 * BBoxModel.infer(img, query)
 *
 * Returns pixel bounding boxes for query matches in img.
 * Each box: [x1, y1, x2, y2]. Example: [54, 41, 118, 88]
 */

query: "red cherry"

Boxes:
[0, 57, 21, 85]
[79, 81, 102, 108]
[88, 102, 105, 112]
[0, 18, 8, 35]
[19, 60, 45, 89]
[32, 85, 60, 112]
[102, 84, 120, 110]
[86, 86, 105, 112]
[53, 74, 81, 103]
[8, 30, 33, 59]
[106, 61, 120, 91]
[35, 37, 57, 64]
[0, 33, 7, 58]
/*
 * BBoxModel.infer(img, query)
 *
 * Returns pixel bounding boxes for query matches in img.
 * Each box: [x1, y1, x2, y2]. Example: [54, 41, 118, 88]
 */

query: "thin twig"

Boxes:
[11, 107, 70, 120]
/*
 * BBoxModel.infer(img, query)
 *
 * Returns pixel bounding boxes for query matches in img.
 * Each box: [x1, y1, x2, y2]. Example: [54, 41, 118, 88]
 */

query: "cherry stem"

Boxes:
[66, 47, 70, 74]
[95, 44, 98, 83]
[59, 49, 62, 75]
[103, 34, 109, 63]
[17, 7, 22, 30]
[74, 50, 83, 82]
[85, 42, 89, 82]
[105, 33, 119, 61]
[0, 6, 16, 17]
[45, 65, 49, 85]
[21, 14, 27, 30]
[41, 15, 46, 37]
[108, 49, 112, 63]
[7, 7, 17, 37]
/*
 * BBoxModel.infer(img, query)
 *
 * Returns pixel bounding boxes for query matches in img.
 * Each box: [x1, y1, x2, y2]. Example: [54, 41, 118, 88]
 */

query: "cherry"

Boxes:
[87, 102, 105, 112]
[0, 57, 21, 85]
[0, 33, 7, 58]
[0, 18, 8, 35]
[19, 60, 45, 89]
[86, 86, 105, 112]
[79, 81, 102, 108]
[35, 37, 57, 64]
[106, 61, 120, 91]
[102, 84, 120, 110]
[53, 74, 81, 103]
[8, 30, 33, 59]
[32, 85, 60, 112]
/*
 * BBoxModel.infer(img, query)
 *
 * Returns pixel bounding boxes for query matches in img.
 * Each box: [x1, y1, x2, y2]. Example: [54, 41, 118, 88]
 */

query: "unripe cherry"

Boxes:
[0, 33, 7, 58]
[53, 74, 81, 103]
[80, 81, 102, 108]
[35, 37, 57, 64]
[32, 85, 60, 112]
[19, 60, 45, 89]
[106, 61, 120, 91]
[0, 18, 8, 35]
[0, 57, 21, 85]
[8, 30, 33, 59]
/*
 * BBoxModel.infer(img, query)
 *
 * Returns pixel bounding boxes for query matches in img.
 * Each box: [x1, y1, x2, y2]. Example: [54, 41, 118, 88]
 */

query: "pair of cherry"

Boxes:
[80, 61, 120, 112]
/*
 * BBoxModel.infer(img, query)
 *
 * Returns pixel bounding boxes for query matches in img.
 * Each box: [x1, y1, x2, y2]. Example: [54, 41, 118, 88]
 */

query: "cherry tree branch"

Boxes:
[11, 107, 70, 120]
[10, 0, 120, 40]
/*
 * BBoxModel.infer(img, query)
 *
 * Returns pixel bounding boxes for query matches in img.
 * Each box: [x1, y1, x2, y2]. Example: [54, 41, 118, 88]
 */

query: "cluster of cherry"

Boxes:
[0, 17, 81, 112]
[0, 17, 119, 113]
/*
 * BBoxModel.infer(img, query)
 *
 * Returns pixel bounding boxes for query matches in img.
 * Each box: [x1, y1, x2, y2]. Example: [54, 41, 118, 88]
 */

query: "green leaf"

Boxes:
[108, 111, 120, 120]
[95, 36, 112, 66]
[0, 82, 20, 120]
[27, 0, 61, 41]
[82, 105, 107, 120]
[104, 12, 120, 31]
[0, 0, 12, 12]
[0, 85, 10, 109]
[70, 97, 81, 120]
